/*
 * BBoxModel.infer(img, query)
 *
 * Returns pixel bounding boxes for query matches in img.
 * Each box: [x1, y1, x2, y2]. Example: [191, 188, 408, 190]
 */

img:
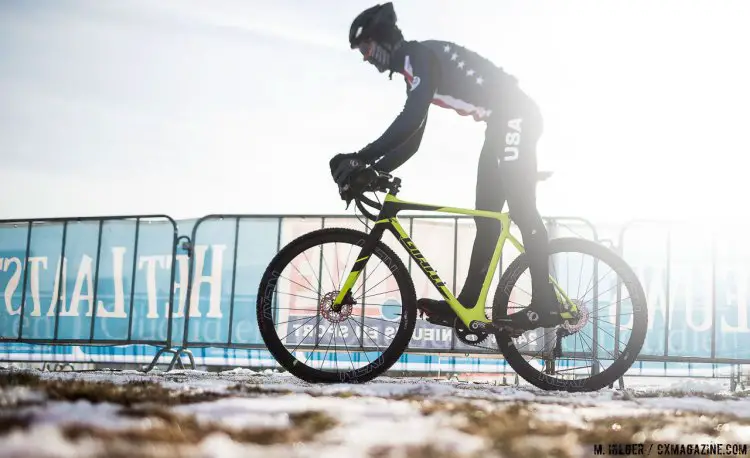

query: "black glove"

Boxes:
[329, 153, 366, 187]
[329, 153, 379, 205]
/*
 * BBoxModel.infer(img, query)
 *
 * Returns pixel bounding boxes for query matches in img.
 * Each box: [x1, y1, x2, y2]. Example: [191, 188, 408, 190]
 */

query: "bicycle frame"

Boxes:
[333, 192, 579, 330]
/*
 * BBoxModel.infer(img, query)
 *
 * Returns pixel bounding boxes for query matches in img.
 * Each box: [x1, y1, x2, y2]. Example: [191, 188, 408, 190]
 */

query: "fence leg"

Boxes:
[141, 347, 196, 372]
[166, 351, 181, 371]
[164, 347, 196, 372]
[182, 349, 196, 369]
[142, 347, 170, 373]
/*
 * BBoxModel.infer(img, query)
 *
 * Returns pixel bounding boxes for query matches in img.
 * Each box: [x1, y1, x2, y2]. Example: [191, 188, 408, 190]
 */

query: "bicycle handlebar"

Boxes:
[355, 195, 381, 221]
[349, 169, 401, 223]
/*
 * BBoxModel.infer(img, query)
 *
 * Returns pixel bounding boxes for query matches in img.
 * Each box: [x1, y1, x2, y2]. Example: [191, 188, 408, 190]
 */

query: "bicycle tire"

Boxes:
[256, 227, 417, 384]
[493, 237, 648, 392]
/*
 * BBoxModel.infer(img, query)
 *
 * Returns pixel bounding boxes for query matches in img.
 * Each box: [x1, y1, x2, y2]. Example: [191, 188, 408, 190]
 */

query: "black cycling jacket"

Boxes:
[358, 40, 520, 170]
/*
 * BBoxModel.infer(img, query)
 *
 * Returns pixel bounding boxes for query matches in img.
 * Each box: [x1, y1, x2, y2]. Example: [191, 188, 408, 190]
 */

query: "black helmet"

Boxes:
[348, 2, 401, 49]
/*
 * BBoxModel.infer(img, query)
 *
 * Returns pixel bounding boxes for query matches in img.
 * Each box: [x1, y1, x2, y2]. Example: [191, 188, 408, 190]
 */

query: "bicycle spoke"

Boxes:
[305, 321, 333, 366]
[580, 266, 617, 302]
[301, 250, 323, 294]
[353, 258, 385, 297]
[319, 326, 336, 371]
[338, 242, 357, 290]
[275, 291, 322, 302]
[345, 317, 372, 363]
[274, 315, 320, 327]
[277, 315, 318, 341]
[356, 287, 401, 299]
[575, 331, 606, 374]
[576, 252, 586, 300]
[333, 322, 341, 373]
[289, 319, 320, 354]
[336, 322, 356, 372]
[355, 273, 394, 300]
[555, 365, 593, 374]
[334, 242, 342, 288]
[278, 272, 319, 297]
[321, 249, 338, 291]
[358, 321, 385, 353]
[357, 320, 391, 346]
[577, 329, 618, 360]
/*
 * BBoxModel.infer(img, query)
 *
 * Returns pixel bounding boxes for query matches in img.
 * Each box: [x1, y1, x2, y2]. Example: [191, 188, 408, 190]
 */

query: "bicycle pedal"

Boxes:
[425, 314, 454, 327]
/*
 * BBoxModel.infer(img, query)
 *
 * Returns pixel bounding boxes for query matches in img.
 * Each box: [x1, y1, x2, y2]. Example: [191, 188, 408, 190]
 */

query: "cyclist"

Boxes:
[329, 2, 564, 330]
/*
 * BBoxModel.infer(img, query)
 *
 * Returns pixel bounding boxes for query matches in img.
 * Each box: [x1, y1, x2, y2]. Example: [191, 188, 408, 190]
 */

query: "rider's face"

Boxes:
[357, 40, 388, 73]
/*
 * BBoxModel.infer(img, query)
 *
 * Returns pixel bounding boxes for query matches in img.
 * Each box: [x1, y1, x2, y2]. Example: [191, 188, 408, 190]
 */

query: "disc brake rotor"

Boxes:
[561, 299, 589, 334]
[319, 290, 353, 323]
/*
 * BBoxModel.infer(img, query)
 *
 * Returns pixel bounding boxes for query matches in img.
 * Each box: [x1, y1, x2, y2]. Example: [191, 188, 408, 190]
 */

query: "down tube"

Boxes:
[387, 218, 456, 302]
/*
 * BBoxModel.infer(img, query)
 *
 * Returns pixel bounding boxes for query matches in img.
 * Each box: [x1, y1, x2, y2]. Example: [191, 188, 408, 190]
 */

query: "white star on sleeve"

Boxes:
[451, 52, 458, 61]
[466, 69, 475, 76]
[476, 76, 484, 85]
[457, 61, 465, 69]
[443, 44, 451, 53]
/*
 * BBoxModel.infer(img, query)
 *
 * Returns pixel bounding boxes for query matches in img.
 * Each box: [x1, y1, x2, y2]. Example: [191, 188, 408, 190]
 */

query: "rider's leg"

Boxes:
[501, 144, 558, 308]
[453, 139, 507, 308]
[459, 92, 556, 314]
[493, 96, 563, 328]
[416, 92, 562, 328]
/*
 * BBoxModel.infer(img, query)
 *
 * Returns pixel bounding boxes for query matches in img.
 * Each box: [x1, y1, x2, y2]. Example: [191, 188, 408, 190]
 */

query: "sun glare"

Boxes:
[447, 1, 750, 226]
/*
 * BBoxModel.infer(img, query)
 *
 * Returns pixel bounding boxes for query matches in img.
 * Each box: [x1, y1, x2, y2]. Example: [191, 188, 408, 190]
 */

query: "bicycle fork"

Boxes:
[331, 224, 387, 312]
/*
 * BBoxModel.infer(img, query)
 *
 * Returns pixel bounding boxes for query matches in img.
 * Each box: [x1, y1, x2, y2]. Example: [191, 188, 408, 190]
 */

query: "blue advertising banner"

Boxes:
[621, 222, 750, 360]
[1, 215, 749, 374]
[0, 218, 180, 344]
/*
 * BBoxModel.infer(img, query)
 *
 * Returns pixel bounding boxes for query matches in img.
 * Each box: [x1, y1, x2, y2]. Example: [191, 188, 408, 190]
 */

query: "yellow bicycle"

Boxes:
[257, 171, 647, 391]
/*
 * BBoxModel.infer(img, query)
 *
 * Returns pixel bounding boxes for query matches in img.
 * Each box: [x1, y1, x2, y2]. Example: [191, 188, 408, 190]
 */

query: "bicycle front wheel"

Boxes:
[493, 237, 648, 392]
[256, 227, 417, 383]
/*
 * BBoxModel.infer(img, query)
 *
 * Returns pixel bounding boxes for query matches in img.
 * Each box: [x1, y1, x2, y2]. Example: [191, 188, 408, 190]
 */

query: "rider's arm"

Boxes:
[372, 113, 427, 172]
[357, 45, 439, 164]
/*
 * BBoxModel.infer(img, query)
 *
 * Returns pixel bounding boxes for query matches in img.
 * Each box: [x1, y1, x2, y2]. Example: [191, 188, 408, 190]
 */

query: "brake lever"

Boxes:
[338, 168, 379, 210]
[339, 184, 355, 209]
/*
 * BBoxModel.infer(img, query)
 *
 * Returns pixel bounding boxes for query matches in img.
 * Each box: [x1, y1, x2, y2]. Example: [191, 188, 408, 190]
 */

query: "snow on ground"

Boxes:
[1, 366, 750, 458]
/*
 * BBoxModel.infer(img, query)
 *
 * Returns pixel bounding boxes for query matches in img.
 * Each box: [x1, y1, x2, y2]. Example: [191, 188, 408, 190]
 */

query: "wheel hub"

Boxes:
[320, 291, 353, 323]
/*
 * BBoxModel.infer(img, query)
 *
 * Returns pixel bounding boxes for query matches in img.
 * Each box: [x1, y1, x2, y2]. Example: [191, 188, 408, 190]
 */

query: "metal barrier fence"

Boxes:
[617, 220, 750, 366]
[0, 215, 193, 370]
[1, 213, 749, 383]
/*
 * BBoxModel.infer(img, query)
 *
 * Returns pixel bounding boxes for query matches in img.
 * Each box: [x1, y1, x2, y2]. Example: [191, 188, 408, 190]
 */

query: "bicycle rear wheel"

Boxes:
[257, 227, 417, 383]
[493, 237, 648, 392]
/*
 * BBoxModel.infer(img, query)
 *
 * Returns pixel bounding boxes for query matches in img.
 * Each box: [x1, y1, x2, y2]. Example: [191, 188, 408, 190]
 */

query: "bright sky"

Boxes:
[2, 0, 749, 226]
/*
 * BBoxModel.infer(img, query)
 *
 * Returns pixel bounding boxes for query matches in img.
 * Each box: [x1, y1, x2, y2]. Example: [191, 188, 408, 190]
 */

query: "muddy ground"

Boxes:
[1, 367, 750, 457]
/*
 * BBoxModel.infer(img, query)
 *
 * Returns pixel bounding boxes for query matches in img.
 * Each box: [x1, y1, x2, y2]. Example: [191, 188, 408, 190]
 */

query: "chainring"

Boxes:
[453, 317, 490, 346]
